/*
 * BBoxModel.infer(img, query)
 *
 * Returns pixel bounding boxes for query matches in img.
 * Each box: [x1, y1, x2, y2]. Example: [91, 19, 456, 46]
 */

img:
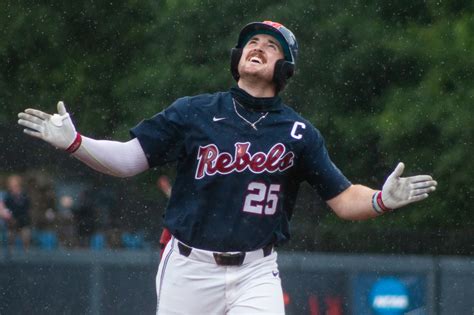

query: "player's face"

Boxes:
[237, 34, 285, 84]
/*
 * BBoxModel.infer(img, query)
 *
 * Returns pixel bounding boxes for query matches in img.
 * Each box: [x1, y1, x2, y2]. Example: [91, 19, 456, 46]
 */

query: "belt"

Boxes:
[172, 238, 273, 266]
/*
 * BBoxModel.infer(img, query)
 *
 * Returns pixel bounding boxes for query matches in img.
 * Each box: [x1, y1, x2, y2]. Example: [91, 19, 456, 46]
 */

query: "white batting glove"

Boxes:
[373, 162, 437, 213]
[18, 101, 82, 153]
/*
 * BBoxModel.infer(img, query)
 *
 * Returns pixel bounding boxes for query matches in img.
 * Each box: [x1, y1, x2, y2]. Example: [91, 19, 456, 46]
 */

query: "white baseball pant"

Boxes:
[156, 237, 284, 314]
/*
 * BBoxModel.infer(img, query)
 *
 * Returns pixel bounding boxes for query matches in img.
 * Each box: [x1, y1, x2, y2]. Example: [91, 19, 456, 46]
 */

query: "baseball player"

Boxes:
[17, 21, 437, 314]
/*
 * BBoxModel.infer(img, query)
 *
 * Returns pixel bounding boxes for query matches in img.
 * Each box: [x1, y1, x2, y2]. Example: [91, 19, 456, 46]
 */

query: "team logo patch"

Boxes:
[195, 142, 295, 179]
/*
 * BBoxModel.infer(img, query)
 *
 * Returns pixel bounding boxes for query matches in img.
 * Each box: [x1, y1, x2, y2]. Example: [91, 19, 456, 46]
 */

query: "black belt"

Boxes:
[177, 242, 273, 266]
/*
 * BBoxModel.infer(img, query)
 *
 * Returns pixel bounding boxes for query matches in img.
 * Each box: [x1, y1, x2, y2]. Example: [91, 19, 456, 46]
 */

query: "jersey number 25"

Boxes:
[243, 182, 281, 215]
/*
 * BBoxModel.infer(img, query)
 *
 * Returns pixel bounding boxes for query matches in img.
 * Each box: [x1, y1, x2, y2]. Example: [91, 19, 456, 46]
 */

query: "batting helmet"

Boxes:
[230, 21, 298, 92]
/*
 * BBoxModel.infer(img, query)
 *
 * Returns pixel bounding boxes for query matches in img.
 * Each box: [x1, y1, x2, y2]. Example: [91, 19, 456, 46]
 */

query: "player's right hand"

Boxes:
[18, 101, 78, 151]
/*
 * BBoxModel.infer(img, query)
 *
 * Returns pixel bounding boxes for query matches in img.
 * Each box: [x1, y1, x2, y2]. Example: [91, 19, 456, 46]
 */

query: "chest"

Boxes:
[183, 110, 307, 178]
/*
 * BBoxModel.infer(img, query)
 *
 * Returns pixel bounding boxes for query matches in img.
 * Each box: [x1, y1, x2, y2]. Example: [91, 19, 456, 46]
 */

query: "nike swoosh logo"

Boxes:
[213, 117, 227, 122]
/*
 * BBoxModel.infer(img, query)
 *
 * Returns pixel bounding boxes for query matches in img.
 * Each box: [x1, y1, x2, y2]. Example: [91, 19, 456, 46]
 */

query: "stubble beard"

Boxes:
[238, 64, 274, 87]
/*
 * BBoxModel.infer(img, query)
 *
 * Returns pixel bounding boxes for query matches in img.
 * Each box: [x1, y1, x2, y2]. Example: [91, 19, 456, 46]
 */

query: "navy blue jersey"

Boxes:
[130, 91, 351, 251]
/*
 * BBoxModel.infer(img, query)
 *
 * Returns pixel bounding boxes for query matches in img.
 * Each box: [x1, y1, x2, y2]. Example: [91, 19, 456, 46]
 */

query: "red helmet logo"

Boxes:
[263, 21, 283, 29]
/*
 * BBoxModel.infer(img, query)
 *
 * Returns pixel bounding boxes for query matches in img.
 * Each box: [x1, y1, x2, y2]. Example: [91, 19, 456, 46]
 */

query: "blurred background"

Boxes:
[0, 0, 472, 314]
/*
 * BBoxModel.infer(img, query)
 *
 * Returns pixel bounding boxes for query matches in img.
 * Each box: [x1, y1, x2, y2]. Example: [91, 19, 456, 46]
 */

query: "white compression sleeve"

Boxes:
[72, 137, 150, 177]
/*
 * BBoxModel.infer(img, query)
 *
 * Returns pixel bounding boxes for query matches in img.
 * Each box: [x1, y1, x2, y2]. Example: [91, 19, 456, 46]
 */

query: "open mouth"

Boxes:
[250, 56, 263, 64]
[247, 53, 266, 64]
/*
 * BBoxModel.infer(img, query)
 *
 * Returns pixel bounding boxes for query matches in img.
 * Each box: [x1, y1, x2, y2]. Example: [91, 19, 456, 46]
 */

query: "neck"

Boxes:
[237, 79, 277, 98]
[230, 86, 282, 112]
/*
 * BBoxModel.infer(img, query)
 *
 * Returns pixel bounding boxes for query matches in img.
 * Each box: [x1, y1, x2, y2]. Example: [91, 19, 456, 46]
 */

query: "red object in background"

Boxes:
[325, 296, 343, 315]
[284, 291, 343, 315]
[159, 228, 172, 257]
[157, 175, 172, 198]
[157, 175, 172, 257]
[308, 294, 320, 315]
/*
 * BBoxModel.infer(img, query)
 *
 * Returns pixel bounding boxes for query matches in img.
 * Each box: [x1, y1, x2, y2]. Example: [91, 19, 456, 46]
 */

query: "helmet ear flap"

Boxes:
[230, 48, 243, 81]
[273, 60, 295, 92]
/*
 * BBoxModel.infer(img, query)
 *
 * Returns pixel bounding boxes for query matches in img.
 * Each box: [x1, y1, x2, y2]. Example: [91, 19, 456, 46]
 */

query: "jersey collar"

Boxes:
[230, 86, 283, 112]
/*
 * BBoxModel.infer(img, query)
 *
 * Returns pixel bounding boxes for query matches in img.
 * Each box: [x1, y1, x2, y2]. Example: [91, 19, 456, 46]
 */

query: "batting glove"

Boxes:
[18, 101, 82, 153]
[372, 162, 437, 213]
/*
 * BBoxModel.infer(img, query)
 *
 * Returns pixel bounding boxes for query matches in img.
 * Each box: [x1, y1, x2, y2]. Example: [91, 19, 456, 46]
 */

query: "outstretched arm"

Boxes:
[18, 101, 149, 177]
[327, 162, 437, 220]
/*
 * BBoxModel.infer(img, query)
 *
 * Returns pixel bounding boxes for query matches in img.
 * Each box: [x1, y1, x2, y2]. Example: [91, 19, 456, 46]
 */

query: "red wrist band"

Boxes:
[372, 192, 383, 214]
[376, 191, 392, 212]
[66, 133, 82, 153]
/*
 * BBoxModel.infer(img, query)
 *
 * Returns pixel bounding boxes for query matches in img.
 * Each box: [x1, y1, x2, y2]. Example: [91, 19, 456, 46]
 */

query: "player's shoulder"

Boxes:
[280, 102, 316, 127]
[173, 91, 229, 110]
[163, 91, 229, 124]
[279, 102, 325, 139]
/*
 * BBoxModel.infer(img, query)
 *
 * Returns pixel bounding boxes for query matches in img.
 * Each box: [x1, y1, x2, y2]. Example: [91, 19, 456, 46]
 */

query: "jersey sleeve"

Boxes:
[129, 97, 189, 167]
[300, 126, 351, 200]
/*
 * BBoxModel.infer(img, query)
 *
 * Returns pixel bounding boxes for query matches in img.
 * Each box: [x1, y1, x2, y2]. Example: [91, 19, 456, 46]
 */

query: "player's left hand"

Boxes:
[381, 162, 437, 210]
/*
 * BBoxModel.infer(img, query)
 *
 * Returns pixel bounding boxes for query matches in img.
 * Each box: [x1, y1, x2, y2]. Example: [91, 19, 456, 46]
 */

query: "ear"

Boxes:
[230, 48, 243, 81]
[273, 60, 295, 92]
